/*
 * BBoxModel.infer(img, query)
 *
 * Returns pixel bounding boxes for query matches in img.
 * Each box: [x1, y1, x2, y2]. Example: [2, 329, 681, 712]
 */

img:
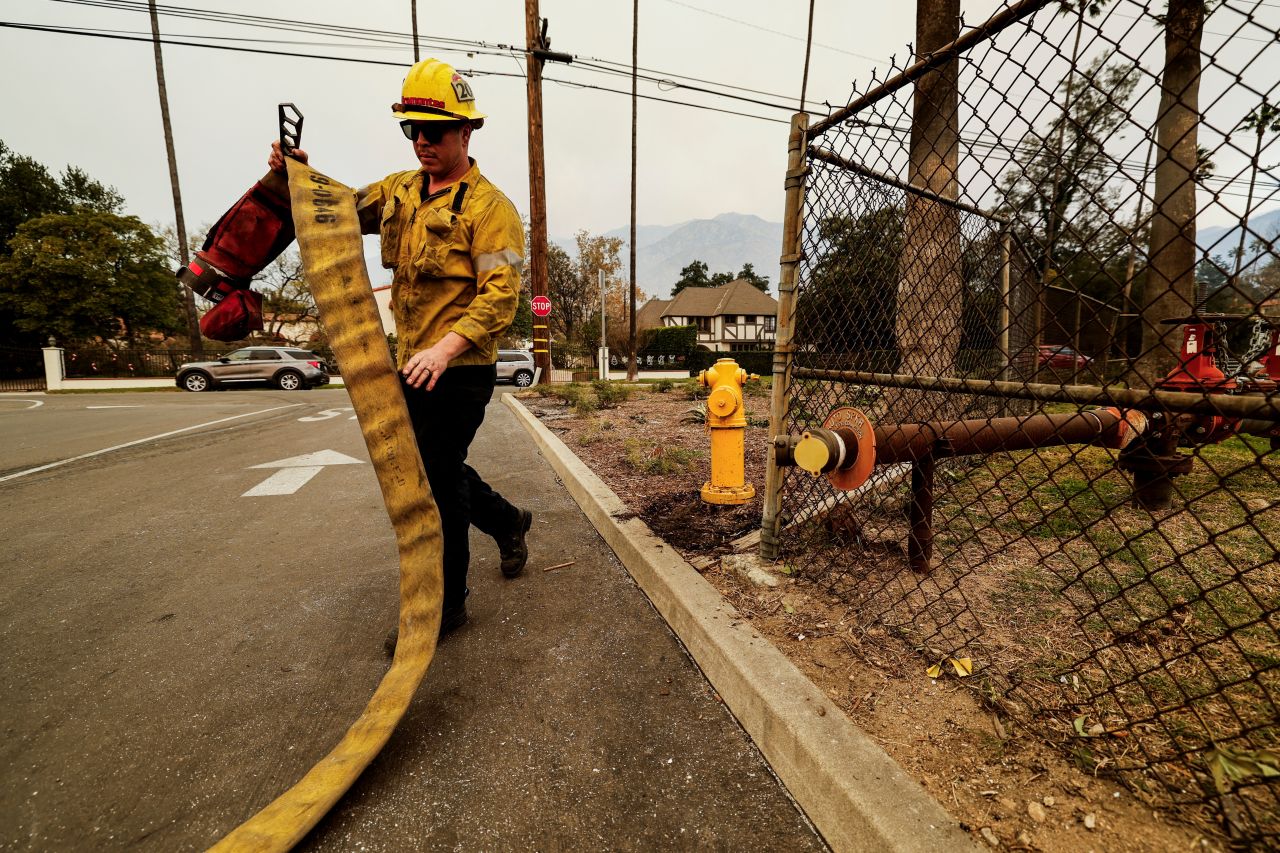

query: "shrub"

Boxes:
[623, 438, 702, 475]
[578, 417, 613, 445]
[653, 378, 675, 393]
[682, 380, 709, 401]
[592, 380, 632, 408]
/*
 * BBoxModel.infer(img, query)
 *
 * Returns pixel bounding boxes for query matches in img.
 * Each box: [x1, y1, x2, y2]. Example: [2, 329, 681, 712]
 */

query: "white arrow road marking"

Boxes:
[86, 405, 141, 409]
[298, 408, 353, 422]
[0, 399, 43, 409]
[242, 466, 326, 496]
[241, 449, 365, 497]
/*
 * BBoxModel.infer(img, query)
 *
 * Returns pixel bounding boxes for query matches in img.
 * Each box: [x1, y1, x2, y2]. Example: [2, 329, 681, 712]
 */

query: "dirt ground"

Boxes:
[522, 381, 1229, 853]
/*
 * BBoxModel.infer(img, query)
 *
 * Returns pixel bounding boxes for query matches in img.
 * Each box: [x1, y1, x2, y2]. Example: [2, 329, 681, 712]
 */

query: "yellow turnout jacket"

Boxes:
[357, 158, 524, 370]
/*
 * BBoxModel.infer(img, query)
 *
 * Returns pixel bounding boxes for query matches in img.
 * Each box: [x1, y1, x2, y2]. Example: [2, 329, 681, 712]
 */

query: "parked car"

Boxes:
[1037, 345, 1091, 370]
[176, 346, 329, 392]
[496, 349, 536, 387]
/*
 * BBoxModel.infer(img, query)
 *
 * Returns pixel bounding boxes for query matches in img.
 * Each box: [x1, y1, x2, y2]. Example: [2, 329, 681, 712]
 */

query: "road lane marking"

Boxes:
[86, 405, 142, 409]
[242, 450, 365, 497]
[243, 466, 325, 496]
[0, 404, 303, 484]
[298, 408, 353, 422]
[0, 399, 43, 409]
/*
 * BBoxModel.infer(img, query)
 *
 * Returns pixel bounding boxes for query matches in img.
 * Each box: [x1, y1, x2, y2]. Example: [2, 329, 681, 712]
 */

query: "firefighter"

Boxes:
[269, 58, 532, 640]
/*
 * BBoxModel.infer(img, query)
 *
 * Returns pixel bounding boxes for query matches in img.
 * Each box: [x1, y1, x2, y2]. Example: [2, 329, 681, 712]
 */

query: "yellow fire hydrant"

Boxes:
[697, 358, 759, 505]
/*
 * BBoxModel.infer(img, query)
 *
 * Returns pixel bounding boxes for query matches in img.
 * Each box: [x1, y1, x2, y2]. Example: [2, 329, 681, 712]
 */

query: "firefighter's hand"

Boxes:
[403, 333, 470, 391]
[269, 140, 309, 173]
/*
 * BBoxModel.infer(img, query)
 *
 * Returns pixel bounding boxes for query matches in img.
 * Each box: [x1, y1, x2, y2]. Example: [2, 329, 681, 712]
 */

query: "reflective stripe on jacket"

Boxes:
[356, 159, 524, 369]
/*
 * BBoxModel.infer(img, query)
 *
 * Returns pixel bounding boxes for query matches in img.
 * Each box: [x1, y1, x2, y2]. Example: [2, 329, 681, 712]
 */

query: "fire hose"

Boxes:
[208, 158, 444, 851]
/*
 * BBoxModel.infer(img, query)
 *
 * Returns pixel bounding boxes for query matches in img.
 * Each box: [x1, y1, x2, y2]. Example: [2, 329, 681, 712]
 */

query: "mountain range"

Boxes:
[552, 206, 1278, 300]
[557, 212, 784, 298]
[1198, 207, 1280, 268]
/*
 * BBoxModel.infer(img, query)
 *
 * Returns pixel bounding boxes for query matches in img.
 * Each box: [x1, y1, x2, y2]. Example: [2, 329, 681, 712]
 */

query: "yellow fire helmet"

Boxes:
[392, 58, 486, 127]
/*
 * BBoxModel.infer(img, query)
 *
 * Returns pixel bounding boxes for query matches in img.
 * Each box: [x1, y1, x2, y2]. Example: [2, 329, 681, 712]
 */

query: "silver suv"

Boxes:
[496, 349, 535, 387]
[176, 346, 329, 392]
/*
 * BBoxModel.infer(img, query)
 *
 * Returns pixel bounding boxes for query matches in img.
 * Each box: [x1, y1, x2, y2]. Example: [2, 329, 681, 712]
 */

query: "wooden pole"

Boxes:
[1136, 0, 1203, 386]
[411, 0, 420, 61]
[148, 0, 202, 356]
[800, 0, 816, 113]
[760, 113, 810, 561]
[627, 0, 639, 381]
[525, 0, 551, 381]
[999, 231, 1011, 381]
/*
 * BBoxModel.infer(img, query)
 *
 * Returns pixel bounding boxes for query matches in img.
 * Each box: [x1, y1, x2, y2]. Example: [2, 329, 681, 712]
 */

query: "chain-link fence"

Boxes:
[763, 0, 1279, 844]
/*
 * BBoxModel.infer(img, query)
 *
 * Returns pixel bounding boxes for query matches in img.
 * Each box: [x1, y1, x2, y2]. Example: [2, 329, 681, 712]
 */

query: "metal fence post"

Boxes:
[760, 112, 809, 561]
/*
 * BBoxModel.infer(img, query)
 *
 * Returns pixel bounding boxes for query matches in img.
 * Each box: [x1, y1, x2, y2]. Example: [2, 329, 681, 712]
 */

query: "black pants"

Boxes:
[402, 364, 519, 611]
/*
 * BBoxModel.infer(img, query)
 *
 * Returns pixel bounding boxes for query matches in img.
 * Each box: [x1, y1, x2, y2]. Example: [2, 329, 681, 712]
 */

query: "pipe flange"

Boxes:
[823, 407, 876, 491]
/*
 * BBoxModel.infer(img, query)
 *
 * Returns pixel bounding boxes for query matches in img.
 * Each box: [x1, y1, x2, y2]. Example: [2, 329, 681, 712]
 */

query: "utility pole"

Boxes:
[411, 0, 420, 61]
[149, 0, 202, 355]
[525, 0, 551, 382]
[800, 0, 816, 112]
[598, 269, 609, 380]
[627, 0, 639, 381]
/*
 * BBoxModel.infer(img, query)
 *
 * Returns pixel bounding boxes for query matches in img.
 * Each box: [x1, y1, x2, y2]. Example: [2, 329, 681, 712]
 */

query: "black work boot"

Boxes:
[498, 508, 533, 578]
[383, 604, 469, 656]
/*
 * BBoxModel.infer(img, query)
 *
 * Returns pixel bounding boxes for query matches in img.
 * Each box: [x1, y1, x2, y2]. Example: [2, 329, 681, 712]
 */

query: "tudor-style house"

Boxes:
[637, 279, 778, 352]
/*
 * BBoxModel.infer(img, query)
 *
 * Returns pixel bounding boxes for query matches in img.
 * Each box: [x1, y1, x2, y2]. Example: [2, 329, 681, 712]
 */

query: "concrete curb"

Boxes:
[504, 394, 977, 853]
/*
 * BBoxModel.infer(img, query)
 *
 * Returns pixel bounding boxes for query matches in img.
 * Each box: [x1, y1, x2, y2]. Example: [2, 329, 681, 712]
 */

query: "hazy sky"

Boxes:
[2, 0, 1275, 263]
[0, 0, 927, 239]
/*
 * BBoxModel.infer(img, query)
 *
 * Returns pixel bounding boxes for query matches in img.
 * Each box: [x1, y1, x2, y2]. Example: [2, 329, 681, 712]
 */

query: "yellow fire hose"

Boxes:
[209, 159, 443, 851]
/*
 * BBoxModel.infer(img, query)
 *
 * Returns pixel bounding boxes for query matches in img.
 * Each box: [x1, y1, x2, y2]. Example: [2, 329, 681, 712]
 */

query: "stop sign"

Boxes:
[531, 295, 552, 317]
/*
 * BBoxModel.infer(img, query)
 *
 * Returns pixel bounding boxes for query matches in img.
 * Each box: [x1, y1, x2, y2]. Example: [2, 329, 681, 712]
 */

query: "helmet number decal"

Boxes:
[451, 74, 475, 103]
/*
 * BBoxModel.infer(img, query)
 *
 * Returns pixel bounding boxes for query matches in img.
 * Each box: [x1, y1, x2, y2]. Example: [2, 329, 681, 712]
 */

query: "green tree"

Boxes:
[544, 230, 625, 346]
[796, 208, 904, 363]
[735, 262, 770, 292]
[0, 141, 60, 253]
[996, 58, 1140, 306]
[257, 249, 320, 344]
[1, 141, 130, 346]
[0, 211, 179, 344]
[0, 141, 122, 251]
[544, 242, 579, 341]
[673, 259, 770, 295]
[672, 259, 711, 295]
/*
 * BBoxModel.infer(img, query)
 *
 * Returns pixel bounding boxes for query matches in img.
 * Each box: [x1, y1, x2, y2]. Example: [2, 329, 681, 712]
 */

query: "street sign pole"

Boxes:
[530, 295, 553, 383]
[598, 268, 609, 381]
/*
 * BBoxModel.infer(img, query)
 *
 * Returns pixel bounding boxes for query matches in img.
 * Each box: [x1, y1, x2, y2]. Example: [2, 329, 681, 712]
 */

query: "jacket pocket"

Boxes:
[379, 195, 402, 269]
[413, 207, 457, 277]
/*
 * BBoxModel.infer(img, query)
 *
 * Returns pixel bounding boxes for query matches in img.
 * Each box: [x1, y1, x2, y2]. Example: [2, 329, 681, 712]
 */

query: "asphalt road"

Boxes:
[0, 388, 824, 851]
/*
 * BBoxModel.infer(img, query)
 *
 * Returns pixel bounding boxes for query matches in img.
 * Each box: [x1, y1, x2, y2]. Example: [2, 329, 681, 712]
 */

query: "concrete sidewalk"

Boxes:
[297, 392, 828, 850]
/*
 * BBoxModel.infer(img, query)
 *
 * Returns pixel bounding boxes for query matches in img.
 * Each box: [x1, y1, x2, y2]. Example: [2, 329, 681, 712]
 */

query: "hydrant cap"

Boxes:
[708, 386, 736, 416]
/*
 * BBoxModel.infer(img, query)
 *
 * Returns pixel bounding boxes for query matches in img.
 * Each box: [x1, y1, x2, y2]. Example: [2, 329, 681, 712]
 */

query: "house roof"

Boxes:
[636, 298, 671, 330]
[661, 279, 778, 319]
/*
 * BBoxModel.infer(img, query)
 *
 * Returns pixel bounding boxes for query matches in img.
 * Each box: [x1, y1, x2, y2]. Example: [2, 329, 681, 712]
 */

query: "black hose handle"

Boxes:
[279, 103, 304, 158]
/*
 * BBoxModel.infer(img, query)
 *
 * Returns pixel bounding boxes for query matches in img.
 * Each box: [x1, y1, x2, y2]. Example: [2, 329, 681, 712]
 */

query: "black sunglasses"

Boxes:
[400, 120, 464, 143]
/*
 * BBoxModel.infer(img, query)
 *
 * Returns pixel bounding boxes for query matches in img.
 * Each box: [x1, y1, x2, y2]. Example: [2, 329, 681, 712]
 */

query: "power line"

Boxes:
[43, 0, 819, 115]
[657, 0, 885, 64]
[0, 20, 791, 125]
[9, 9, 1276, 194]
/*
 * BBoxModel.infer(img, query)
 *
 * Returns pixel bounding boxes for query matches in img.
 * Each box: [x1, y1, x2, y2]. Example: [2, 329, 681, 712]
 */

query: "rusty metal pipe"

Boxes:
[874, 409, 1140, 463]
[1237, 418, 1280, 440]
[779, 408, 1144, 479]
